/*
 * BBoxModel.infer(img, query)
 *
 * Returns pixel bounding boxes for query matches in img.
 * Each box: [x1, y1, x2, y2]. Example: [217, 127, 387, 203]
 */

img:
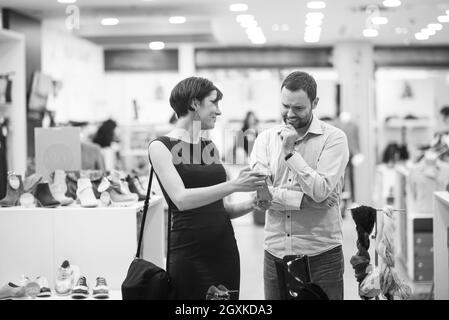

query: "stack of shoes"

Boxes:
[50, 170, 74, 206]
[71, 276, 89, 299]
[76, 178, 98, 208]
[0, 172, 24, 207]
[55, 260, 80, 296]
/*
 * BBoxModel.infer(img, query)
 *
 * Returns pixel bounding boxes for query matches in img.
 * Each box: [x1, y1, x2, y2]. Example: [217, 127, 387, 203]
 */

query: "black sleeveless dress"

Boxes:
[152, 136, 240, 300]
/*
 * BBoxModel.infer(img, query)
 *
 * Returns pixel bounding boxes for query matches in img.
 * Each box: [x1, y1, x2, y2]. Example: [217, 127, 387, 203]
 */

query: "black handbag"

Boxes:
[275, 255, 329, 300]
[121, 167, 176, 300]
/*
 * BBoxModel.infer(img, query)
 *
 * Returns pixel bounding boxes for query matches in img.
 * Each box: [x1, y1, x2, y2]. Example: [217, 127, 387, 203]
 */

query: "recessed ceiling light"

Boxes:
[382, 0, 401, 7]
[415, 32, 429, 40]
[58, 0, 77, 3]
[428, 23, 443, 31]
[307, 1, 326, 9]
[304, 36, 320, 43]
[169, 16, 186, 24]
[437, 15, 449, 23]
[149, 41, 165, 50]
[306, 12, 324, 20]
[421, 28, 436, 36]
[306, 18, 323, 26]
[371, 17, 388, 25]
[363, 28, 379, 37]
[229, 3, 248, 12]
[101, 18, 119, 26]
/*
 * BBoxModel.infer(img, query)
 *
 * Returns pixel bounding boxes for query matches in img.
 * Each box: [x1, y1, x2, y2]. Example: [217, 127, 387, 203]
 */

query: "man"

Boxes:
[250, 71, 349, 300]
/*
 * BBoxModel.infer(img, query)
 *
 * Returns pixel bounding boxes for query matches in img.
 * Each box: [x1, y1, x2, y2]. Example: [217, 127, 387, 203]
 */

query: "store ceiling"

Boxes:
[1, 0, 449, 48]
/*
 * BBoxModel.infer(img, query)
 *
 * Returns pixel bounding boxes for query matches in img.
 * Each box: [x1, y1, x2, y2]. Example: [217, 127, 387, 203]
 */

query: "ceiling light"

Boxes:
[149, 41, 165, 50]
[304, 36, 320, 43]
[272, 24, 280, 31]
[415, 32, 429, 40]
[371, 17, 388, 25]
[246, 26, 264, 37]
[281, 24, 290, 31]
[229, 3, 248, 12]
[421, 28, 436, 36]
[428, 23, 443, 31]
[241, 20, 258, 28]
[306, 18, 323, 26]
[101, 18, 119, 26]
[251, 37, 266, 45]
[169, 16, 186, 24]
[382, 0, 401, 7]
[437, 15, 449, 23]
[58, 0, 77, 3]
[307, 1, 326, 9]
[306, 12, 324, 20]
[363, 28, 379, 37]
[236, 14, 255, 24]
[305, 26, 322, 34]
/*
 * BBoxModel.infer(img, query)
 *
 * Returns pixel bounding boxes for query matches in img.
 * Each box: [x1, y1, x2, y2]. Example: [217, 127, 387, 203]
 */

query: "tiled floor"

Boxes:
[232, 210, 430, 300]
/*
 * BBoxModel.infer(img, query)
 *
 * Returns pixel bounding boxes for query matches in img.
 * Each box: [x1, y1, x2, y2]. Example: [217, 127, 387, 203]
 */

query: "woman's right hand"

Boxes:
[231, 167, 267, 192]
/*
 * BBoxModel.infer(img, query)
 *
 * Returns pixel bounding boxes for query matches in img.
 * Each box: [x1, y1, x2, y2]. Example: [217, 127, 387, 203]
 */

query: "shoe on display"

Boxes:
[110, 188, 138, 207]
[34, 182, 60, 208]
[92, 277, 109, 299]
[65, 171, 80, 200]
[71, 276, 89, 299]
[76, 178, 98, 208]
[86, 170, 105, 199]
[0, 172, 24, 207]
[16, 275, 40, 298]
[97, 177, 111, 194]
[55, 260, 79, 296]
[23, 173, 43, 194]
[0, 282, 26, 299]
[50, 170, 74, 206]
[100, 191, 111, 207]
[36, 276, 52, 298]
[126, 175, 146, 201]
[19, 192, 36, 208]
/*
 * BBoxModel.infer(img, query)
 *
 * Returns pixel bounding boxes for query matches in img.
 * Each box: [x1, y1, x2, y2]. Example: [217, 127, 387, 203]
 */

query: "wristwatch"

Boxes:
[284, 152, 294, 161]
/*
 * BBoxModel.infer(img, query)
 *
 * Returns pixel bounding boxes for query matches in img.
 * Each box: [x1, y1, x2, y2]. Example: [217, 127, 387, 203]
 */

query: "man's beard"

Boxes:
[283, 112, 313, 130]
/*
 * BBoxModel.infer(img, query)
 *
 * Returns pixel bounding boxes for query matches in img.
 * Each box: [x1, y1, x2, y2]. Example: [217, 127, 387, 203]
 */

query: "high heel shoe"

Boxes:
[126, 175, 146, 201]
[0, 172, 24, 207]
[34, 182, 60, 208]
[23, 173, 43, 194]
[76, 178, 98, 208]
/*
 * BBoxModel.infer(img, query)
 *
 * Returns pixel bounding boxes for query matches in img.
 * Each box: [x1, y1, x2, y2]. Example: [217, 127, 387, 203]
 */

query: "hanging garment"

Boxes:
[376, 206, 412, 300]
[349, 205, 377, 299]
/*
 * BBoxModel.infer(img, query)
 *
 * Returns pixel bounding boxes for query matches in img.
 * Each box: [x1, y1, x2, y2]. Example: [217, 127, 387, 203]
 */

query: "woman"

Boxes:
[241, 111, 259, 156]
[149, 77, 269, 300]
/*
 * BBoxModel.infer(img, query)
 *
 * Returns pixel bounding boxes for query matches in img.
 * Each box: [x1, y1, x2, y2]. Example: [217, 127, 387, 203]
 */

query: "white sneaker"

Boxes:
[92, 277, 109, 299]
[55, 260, 79, 295]
[36, 276, 51, 298]
[71, 276, 89, 299]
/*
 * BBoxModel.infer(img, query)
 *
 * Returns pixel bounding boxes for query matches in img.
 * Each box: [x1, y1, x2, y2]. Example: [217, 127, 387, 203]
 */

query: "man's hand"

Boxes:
[300, 192, 339, 210]
[279, 125, 299, 156]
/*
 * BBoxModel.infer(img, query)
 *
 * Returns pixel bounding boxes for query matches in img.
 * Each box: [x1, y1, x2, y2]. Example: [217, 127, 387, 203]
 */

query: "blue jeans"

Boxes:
[264, 246, 344, 300]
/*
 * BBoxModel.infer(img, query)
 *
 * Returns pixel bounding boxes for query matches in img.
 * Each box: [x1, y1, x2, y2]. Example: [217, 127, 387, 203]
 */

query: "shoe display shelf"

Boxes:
[393, 164, 434, 284]
[0, 29, 27, 176]
[433, 191, 449, 300]
[0, 196, 165, 297]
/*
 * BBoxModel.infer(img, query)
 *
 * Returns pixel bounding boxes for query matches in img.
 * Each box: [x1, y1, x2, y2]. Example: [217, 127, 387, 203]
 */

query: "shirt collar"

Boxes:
[276, 116, 324, 137]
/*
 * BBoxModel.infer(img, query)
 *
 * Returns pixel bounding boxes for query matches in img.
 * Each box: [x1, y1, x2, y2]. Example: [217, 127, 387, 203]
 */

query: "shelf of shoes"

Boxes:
[0, 195, 165, 292]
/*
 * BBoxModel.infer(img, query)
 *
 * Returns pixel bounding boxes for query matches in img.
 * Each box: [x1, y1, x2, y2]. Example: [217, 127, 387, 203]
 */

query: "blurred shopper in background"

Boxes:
[250, 71, 349, 300]
[92, 119, 121, 171]
[148, 76, 270, 300]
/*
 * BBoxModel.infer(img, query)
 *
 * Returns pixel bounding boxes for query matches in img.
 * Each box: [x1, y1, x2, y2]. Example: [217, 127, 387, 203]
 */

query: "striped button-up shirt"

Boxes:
[250, 116, 349, 257]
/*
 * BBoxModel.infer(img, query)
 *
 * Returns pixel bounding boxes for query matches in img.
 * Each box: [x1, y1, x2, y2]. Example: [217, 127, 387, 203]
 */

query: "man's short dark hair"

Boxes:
[281, 71, 317, 103]
[169, 77, 223, 117]
[440, 105, 449, 118]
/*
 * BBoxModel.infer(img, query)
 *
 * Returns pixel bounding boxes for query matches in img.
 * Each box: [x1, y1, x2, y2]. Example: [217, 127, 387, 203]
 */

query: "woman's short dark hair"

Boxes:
[169, 77, 223, 117]
[281, 71, 317, 103]
[92, 119, 117, 148]
[440, 105, 449, 118]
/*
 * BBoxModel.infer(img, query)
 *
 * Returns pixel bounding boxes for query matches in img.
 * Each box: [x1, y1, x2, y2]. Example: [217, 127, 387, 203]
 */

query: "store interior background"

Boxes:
[1, 0, 449, 300]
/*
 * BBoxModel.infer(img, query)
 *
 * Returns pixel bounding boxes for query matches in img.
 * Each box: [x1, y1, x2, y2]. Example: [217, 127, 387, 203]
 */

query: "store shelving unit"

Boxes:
[0, 28, 26, 175]
[394, 164, 434, 283]
[0, 196, 165, 293]
[433, 191, 449, 300]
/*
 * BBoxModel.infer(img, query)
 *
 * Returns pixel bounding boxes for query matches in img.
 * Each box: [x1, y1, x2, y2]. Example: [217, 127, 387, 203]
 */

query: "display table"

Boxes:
[0, 196, 164, 293]
[433, 192, 449, 300]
